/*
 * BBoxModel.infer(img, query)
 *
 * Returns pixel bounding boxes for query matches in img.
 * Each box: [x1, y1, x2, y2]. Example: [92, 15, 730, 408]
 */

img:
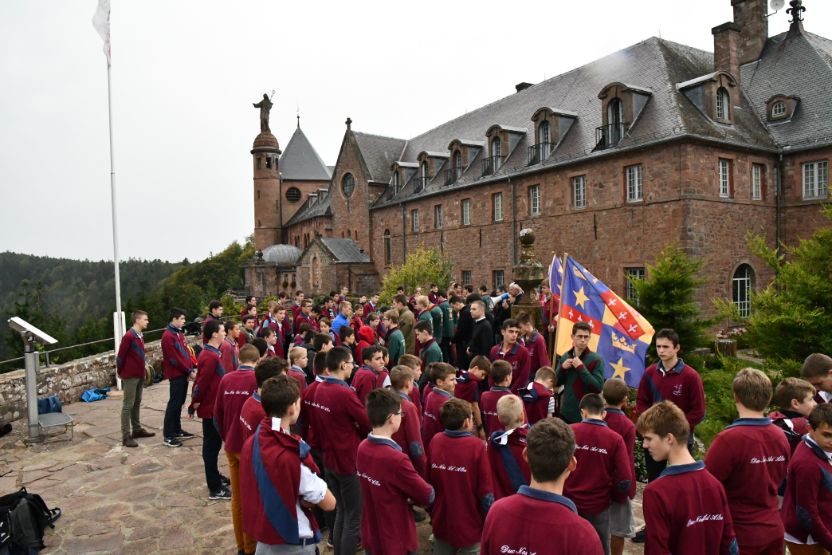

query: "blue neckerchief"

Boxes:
[517, 485, 577, 512]
[368, 434, 402, 451]
[659, 461, 705, 477]
[725, 417, 772, 429]
[581, 418, 609, 427]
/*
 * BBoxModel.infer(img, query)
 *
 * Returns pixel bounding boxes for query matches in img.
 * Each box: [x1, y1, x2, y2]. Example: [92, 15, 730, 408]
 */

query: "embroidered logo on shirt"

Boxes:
[575, 444, 608, 455]
[358, 472, 380, 487]
[672, 384, 683, 397]
[499, 545, 537, 555]
[686, 513, 724, 527]
[749, 455, 786, 464]
[430, 463, 468, 473]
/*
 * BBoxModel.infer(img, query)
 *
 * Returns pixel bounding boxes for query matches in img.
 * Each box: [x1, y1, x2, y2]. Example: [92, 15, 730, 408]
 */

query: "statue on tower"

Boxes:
[253, 93, 274, 133]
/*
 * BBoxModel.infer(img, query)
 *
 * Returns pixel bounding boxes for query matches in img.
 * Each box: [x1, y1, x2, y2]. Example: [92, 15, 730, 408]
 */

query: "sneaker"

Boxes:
[220, 474, 231, 487]
[208, 486, 231, 500]
[131, 428, 156, 439]
[176, 430, 195, 439]
[632, 527, 647, 543]
[122, 436, 138, 448]
[163, 437, 182, 448]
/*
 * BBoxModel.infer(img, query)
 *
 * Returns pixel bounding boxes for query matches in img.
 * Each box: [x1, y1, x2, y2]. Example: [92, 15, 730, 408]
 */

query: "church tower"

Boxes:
[252, 102, 282, 251]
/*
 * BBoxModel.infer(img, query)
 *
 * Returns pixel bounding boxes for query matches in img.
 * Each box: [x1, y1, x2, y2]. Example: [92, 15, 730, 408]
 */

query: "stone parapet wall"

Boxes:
[0, 339, 165, 425]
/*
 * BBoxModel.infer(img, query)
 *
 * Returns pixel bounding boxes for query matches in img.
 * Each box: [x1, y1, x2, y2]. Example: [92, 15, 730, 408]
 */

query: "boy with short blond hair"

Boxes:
[487, 394, 531, 500]
[428, 398, 494, 554]
[389, 365, 426, 476]
[638, 401, 737, 555]
[705, 368, 790, 555]
[602, 378, 636, 555]
[287, 346, 308, 394]
[520, 366, 556, 425]
[398, 354, 424, 417]
[771, 377, 817, 453]
[781, 403, 832, 553]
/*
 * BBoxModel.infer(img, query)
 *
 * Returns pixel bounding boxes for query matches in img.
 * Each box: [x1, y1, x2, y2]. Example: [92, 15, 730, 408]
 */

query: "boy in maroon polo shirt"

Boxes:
[161, 308, 196, 447]
[239, 358, 286, 444]
[357, 389, 434, 555]
[287, 346, 308, 394]
[782, 403, 832, 554]
[310, 347, 370, 555]
[399, 354, 423, 417]
[602, 378, 637, 555]
[429, 398, 494, 554]
[489, 318, 531, 394]
[352, 345, 391, 404]
[637, 401, 738, 555]
[455, 355, 490, 439]
[116, 310, 155, 448]
[565, 393, 631, 555]
[801, 353, 832, 405]
[771, 377, 817, 454]
[480, 360, 516, 436]
[213, 344, 259, 555]
[636, 328, 706, 485]
[487, 394, 530, 500]
[520, 366, 556, 425]
[190, 319, 231, 500]
[422, 363, 457, 454]
[390, 366, 426, 477]
[240, 375, 335, 554]
[517, 311, 550, 377]
[481, 418, 604, 555]
[221, 320, 241, 372]
[704, 368, 790, 555]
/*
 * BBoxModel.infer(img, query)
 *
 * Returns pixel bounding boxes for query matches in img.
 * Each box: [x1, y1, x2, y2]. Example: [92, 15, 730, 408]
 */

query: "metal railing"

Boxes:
[411, 175, 431, 191]
[595, 122, 628, 149]
[443, 167, 464, 186]
[527, 142, 554, 165]
[481, 155, 505, 177]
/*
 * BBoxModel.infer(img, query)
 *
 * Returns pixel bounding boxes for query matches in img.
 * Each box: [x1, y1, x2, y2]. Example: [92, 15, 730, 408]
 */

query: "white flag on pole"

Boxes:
[92, 0, 111, 65]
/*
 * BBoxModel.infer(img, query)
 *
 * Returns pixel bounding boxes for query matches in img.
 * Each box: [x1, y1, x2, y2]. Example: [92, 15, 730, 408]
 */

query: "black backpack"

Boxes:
[0, 488, 60, 554]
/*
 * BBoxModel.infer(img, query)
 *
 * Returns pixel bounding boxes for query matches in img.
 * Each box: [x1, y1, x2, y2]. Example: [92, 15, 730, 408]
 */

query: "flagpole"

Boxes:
[551, 252, 568, 367]
[547, 251, 556, 357]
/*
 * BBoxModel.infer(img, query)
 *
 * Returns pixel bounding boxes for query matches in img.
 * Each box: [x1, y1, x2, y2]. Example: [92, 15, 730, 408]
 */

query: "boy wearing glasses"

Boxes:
[356, 389, 434, 555]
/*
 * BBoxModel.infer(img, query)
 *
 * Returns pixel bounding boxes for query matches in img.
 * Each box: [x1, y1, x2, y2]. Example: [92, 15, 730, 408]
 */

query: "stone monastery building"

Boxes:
[245, 0, 831, 316]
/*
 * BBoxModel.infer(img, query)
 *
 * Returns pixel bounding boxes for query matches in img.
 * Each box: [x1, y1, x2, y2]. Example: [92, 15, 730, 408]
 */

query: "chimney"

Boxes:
[731, 0, 768, 65]
[712, 22, 741, 79]
[515, 82, 533, 93]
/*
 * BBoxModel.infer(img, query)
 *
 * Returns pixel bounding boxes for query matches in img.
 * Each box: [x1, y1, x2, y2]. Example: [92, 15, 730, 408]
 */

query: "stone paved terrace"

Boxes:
[0, 382, 646, 554]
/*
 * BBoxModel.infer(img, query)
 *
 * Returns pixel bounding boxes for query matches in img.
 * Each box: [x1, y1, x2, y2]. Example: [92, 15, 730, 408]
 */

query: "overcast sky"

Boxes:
[1, 1, 830, 263]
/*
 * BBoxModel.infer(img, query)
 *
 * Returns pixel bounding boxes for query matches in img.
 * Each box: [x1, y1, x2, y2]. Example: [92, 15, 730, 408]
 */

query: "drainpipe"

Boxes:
[509, 176, 516, 265]
[775, 153, 783, 257]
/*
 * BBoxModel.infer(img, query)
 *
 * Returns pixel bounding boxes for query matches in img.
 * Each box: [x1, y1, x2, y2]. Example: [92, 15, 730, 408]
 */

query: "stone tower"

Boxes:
[252, 130, 282, 251]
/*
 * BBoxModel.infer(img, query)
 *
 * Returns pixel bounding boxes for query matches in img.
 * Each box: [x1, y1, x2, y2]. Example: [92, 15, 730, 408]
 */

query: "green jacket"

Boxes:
[555, 348, 606, 423]
[439, 301, 453, 338]
[387, 328, 406, 366]
[430, 306, 444, 341]
[420, 339, 443, 367]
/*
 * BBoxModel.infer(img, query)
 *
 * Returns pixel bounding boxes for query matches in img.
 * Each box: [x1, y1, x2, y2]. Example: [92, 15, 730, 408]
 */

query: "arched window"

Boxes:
[453, 150, 463, 178]
[607, 98, 623, 145]
[391, 170, 399, 193]
[537, 120, 550, 146]
[383, 229, 392, 266]
[732, 264, 755, 318]
[491, 137, 502, 170]
[716, 88, 730, 121]
[420, 161, 429, 179]
[341, 173, 355, 198]
[772, 100, 787, 118]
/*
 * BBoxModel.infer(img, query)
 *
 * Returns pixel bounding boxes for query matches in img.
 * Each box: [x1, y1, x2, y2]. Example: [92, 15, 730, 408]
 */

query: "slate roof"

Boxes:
[319, 238, 371, 263]
[366, 36, 784, 209]
[279, 127, 332, 181]
[261, 244, 302, 267]
[741, 29, 832, 151]
[285, 193, 332, 226]
[353, 132, 407, 183]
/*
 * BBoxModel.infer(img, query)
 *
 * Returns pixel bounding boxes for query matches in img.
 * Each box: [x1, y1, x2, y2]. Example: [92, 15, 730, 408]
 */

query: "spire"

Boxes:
[345, 117, 352, 131]
[297, 105, 300, 129]
[787, 0, 805, 34]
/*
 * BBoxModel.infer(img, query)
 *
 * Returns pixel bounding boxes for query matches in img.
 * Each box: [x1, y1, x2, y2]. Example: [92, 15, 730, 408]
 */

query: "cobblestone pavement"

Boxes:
[0, 382, 645, 554]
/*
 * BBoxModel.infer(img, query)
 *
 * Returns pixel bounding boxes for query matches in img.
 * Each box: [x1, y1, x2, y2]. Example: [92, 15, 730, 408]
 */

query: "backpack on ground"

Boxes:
[0, 487, 61, 554]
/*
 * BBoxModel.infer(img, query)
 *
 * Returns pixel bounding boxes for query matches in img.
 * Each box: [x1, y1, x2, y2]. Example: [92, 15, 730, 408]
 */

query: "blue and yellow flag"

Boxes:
[555, 256, 654, 388]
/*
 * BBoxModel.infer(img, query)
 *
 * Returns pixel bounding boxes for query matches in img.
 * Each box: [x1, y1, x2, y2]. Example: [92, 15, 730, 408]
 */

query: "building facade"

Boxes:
[246, 0, 831, 313]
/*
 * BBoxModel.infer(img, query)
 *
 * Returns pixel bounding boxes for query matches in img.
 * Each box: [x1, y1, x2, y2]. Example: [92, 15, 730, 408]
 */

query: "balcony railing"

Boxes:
[481, 155, 505, 177]
[595, 122, 628, 150]
[443, 166, 464, 186]
[527, 142, 554, 165]
[411, 175, 431, 191]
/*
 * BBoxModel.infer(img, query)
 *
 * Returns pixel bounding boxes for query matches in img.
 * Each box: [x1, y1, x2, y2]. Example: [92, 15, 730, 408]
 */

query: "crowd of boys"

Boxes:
[114, 283, 832, 555]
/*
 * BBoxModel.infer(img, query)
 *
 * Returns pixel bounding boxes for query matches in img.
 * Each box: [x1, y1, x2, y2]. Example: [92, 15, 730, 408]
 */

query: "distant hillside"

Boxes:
[0, 252, 184, 366]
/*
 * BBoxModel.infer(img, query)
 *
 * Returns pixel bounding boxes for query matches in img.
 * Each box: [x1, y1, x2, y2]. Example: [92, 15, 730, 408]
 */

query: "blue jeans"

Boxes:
[163, 375, 187, 438]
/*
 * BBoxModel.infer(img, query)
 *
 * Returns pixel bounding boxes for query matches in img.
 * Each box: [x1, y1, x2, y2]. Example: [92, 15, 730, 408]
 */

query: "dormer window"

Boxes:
[483, 125, 525, 176]
[537, 121, 550, 146]
[771, 101, 786, 118]
[528, 107, 576, 164]
[595, 83, 651, 150]
[417, 161, 429, 191]
[766, 95, 799, 122]
[716, 87, 730, 121]
[607, 98, 624, 145]
[391, 170, 399, 193]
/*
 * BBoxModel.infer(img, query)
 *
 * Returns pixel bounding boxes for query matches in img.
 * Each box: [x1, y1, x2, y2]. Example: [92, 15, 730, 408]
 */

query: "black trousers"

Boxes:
[202, 418, 223, 492]
[163, 375, 188, 438]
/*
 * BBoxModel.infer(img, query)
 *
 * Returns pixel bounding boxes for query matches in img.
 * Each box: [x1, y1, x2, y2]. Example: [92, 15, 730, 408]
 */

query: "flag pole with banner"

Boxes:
[550, 252, 567, 367]
[93, 0, 124, 389]
[555, 256, 654, 388]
